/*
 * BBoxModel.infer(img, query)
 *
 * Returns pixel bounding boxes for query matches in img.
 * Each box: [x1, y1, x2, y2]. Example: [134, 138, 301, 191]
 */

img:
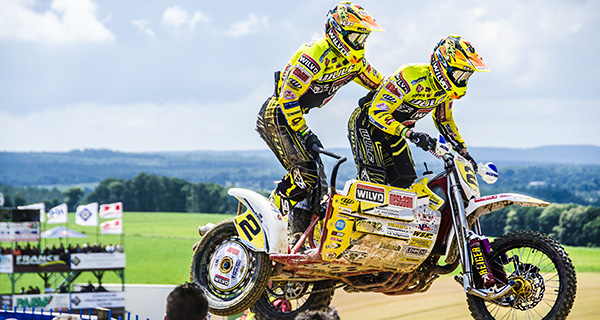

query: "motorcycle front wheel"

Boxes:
[190, 219, 271, 316]
[251, 280, 336, 320]
[467, 230, 577, 320]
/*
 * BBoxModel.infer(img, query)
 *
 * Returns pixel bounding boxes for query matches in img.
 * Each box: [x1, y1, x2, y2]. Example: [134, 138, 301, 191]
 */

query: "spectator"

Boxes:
[165, 282, 208, 320]
[52, 315, 82, 320]
[82, 281, 95, 292]
[45, 283, 54, 293]
[295, 311, 335, 320]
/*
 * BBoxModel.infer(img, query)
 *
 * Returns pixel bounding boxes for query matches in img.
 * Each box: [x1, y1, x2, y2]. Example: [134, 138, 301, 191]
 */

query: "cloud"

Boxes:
[224, 13, 269, 37]
[160, 5, 210, 35]
[131, 19, 155, 38]
[0, 0, 115, 45]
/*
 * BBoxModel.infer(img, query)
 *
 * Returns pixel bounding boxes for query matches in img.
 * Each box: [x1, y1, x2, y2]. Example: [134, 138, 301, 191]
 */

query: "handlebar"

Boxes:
[312, 145, 347, 194]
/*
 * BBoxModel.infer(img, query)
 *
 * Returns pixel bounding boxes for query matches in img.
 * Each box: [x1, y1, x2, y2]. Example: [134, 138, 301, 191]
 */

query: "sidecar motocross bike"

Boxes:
[190, 137, 577, 320]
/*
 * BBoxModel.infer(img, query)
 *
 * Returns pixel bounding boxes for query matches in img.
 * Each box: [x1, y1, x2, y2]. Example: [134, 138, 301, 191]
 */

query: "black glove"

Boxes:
[304, 131, 323, 157]
[461, 152, 478, 171]
[409, 131, 436, 151]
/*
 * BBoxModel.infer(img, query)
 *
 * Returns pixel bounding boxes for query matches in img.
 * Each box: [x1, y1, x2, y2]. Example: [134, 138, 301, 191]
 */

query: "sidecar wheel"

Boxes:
[467, 230, 576, 320]
[250, 280, 336, 320]
[190, 219, 271, 316]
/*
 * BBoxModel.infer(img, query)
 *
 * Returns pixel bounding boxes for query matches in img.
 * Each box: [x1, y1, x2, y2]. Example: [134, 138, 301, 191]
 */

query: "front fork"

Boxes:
[447, 172, 511, 300]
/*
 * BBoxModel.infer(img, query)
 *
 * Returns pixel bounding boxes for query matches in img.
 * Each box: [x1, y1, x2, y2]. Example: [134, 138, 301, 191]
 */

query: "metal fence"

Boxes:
[1, 305, 148, 320]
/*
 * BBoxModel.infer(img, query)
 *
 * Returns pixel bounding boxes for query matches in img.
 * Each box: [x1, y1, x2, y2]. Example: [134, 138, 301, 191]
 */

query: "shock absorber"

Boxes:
[469, 236, 496, 288]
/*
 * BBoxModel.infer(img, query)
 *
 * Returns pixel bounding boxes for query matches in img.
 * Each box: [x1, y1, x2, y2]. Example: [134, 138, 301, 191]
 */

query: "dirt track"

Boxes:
[331, 272, 598, 320]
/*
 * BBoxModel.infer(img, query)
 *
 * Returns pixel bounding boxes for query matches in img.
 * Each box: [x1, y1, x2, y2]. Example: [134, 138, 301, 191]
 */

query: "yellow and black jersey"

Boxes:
[364, 63, 467, 150]
[276, 38, 382, 133]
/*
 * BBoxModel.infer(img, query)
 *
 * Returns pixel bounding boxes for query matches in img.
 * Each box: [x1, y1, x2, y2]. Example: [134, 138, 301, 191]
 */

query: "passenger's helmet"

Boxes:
[325, 2, 383, 64]
[430, 35, 490, 99]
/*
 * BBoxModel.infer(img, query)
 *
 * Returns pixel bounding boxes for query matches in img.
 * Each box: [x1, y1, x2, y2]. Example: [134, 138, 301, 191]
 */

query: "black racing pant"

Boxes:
[256, 96, 327, 215]
[347, 97, 417, 188]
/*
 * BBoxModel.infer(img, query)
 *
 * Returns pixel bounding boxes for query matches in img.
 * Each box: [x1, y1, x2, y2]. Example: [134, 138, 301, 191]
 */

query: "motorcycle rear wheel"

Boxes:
[467, 230, 576, 320]
[251, 280, 336, 320]
[190, 219, 271, 316]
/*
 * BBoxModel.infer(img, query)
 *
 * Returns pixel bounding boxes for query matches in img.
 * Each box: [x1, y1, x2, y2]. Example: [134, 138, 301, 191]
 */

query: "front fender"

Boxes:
[443, 193, 549, 264]
[465, 193, 550, 225]
[228, 188, 288, 254]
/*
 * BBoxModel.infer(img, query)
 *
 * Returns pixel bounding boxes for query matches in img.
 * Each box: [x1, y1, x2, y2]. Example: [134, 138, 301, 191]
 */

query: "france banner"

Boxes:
[76, 202, 99, 226]
[47, 203, 68, 224]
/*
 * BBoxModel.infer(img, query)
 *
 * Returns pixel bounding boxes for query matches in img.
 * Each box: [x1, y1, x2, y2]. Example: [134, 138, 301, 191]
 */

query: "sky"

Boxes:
[0, 0, 598, 152]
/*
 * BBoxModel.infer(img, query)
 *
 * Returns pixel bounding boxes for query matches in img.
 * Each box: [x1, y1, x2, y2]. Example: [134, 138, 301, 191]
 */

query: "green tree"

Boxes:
[63, 187, 84, 210]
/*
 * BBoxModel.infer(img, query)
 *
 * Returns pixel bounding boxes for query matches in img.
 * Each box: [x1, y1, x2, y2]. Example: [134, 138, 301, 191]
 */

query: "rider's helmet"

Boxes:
[430, 35, 490, 99]
[325, 2, 384, 64]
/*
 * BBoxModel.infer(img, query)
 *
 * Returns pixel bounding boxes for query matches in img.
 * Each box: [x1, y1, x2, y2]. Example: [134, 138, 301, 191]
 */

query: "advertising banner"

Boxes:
[70, 253, 126, 270]
[75, 203, 98, 226]
[0, 255, 13, 273]
[12, 293, 71, 310]
[13, 254, 70, 273]
[70, 291, 126, 309]
[99, 202, 123, 218]
[0, 222, 41, 241]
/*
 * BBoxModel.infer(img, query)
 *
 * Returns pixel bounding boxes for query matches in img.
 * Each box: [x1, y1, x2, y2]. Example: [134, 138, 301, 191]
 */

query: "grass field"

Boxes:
[2, 211, 599, 290]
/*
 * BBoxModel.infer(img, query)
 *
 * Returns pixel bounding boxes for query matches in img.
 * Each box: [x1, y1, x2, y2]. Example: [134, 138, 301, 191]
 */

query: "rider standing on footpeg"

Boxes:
[256, 2, 384, 246]
[348, 35, 489, 188]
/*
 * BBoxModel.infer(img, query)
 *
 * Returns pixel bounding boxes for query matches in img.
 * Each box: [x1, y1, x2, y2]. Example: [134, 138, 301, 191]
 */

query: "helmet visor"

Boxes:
[448, 67, 473, 87]
[345, 31, 369, 50]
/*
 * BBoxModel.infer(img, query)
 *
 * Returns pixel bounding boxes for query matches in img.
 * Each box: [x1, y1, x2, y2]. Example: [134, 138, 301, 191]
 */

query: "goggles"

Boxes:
[344, 31, 370, 50]
[447, 67, 473, 87]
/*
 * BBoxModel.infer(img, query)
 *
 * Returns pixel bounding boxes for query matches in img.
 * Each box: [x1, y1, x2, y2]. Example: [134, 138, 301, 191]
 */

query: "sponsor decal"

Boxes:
[381, 94, 397, 104]
[358, 73, 377, 89]
[329, 73, 355, 93]
[385, 82, 404, 99]
[330, 236, 343, 242]
[379, 243, 402, 251]
[389, 191, 415, 209]
[355, 183, 385, 204]
[293, 65, 312, 83]
[401, 256, 421, 263]
[219, 257, 233, 273]
[471, 245, 490, 276]
[327, 28, 350, 56]
[340, 198, 355, 205]
[213, 274, 230, 286]
[15, 296, 53, 308]
[355, 220, 383, 232]
[409, 238, 432, 248]
[226, 246, 240, 256]
[413, 231, 433, 239]
[332, 231, 345, 237]
[231, 259, 242, 280]
[321, 66, 353, 81]
[298, 53, 321, 74]
[416, 84, 424, 93]
[338, 206, 351, 214]
[342, 250, 367, 262]
[283, 89, 297, 100]
[432, 60, 451, 91]
[335, 219, 346, 230]
[416, 223, 433, 232]
[288, 78, 302, 89]
[358, 128, 375, 163]
[411, 76, 427, 85]
[283, 101, 300, 110]
[327, 243, 341, 249]
[395, 72, 411, 93]
[406, 247, 428, 256]
[375, 102, 389, 111]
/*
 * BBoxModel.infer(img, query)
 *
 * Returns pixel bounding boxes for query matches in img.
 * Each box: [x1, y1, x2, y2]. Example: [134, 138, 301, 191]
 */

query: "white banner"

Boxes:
[0, 222, 40, 241]
[100, 218, 122, 234]
[47, 203, 68, 224]
[70, 291, 126, 308]
[13, 293, 71, 310]
[99, 202, 123, 218]
[18, 203, 46, 223]
[76, 202, 98, 226]
[0, 255, 13, 273]
[70, 253, 126, 270]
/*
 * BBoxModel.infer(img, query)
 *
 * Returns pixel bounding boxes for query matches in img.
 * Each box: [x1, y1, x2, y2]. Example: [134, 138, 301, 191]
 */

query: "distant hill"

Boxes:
[1, 145, 599, 189]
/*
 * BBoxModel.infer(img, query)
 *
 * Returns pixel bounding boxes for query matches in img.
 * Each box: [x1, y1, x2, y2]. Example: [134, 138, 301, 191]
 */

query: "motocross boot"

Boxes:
[288, 199, 313, 252]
